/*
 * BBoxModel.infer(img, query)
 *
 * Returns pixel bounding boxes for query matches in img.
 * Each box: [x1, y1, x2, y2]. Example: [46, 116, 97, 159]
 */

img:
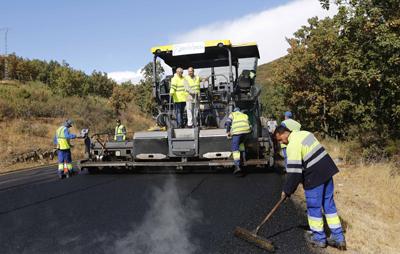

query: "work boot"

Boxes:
[327, 235, 347, 250]
[233, 165, 245, 177]
[304, 232, 327, 248]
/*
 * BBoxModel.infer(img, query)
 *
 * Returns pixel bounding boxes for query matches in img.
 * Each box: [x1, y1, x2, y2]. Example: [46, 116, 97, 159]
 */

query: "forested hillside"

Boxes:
[257, 0, 400, 161]
[0, 58, 159, 171]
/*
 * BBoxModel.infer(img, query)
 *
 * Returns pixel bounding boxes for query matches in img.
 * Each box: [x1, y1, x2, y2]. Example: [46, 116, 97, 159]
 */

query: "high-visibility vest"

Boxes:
[229, 111, 251, 135]
[115, 125, 126, 141]
[284, 130, 338, 193]
[282, 119, 301, 131]
[185, 75, 200, 94]
[170, 74, 188, 103]
[56, 126, 70, 150]
[287, 131, 323, 171]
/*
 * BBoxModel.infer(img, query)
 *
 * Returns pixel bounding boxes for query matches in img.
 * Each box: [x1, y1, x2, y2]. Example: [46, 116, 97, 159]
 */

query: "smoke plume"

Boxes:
[113, 176, 202, 254]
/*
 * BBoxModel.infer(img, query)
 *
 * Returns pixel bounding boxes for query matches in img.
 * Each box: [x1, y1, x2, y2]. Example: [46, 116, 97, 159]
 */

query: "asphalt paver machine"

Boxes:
[78, 40, 274, 172]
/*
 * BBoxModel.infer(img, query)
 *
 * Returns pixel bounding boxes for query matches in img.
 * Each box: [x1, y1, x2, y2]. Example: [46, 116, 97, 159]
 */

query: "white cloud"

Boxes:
[109, 0, 337, 81]
[108, 69, 143, 84]
[172, 0, 337, 64]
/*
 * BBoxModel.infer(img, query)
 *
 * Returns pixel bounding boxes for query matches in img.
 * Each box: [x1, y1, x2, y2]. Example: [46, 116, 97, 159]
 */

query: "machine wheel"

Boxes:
[156, 113, 168, 127]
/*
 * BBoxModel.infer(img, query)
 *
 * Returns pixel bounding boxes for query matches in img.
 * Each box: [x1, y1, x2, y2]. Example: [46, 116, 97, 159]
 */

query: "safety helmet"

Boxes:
[233, 107, 240, 112]
[64, 119, 73, 128]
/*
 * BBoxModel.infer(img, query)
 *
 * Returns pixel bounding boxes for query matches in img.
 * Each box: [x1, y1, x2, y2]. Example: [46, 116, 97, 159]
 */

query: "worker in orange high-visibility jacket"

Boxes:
[53, 119, 79, 179]
[274, 125, 346, 250]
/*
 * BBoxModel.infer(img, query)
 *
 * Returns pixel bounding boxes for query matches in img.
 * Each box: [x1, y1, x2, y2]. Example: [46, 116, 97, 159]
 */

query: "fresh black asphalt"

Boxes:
[0, 166, 321, 254]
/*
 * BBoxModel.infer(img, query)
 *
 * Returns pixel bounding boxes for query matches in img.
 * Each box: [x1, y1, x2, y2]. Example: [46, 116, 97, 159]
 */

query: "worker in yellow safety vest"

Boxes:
[274, 126, 346, 250]
[53, 119, 79, 179]
[281, 111, 301, 131]
[114, 119, 127, 141]
[170, 67, 187, 128]
[184, 67, 201, 128]
[280, 111, 301, 170]
[225, 107, 251, 176]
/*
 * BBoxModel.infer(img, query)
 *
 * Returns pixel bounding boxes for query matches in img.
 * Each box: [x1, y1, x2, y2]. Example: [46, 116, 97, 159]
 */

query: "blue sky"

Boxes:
[0, 0, 335, 82]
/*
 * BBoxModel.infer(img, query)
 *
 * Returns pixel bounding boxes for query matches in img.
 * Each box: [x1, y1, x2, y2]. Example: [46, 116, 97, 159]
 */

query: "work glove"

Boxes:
[227, 132, 232, 139]
[281, 191, 289, 199]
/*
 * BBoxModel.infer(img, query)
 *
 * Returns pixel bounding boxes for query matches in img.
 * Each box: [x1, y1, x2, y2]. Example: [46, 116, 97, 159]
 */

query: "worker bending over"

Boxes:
[170, 67, 187, 128]
[226, 107, 251, 176]
[274, 126, 346, 250]
[114, 119, 127, 141]
[184, 67, 201, 128]
[54, 119, 79, 179]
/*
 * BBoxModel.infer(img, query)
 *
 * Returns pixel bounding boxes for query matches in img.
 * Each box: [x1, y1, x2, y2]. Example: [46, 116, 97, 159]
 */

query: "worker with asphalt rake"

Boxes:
[235, 125, 346, 252]
[275, 125, 346, 250]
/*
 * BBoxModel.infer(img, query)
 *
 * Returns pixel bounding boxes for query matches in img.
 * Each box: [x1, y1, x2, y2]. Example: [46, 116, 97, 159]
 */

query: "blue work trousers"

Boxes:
[175, 102, 186, 128]
[57, 149, 73, 176]
[231, 134, 247, 166]
[305, 177, 345, 243]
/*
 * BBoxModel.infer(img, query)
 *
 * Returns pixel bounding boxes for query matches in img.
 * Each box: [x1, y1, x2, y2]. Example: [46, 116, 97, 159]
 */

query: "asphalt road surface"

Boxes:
[0, 166, 321, 254]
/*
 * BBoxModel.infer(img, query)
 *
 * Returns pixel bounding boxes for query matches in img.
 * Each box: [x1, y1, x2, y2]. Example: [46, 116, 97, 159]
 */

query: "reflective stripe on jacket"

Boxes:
[170, 74, 188, 103]
[284, 131, 339, 195]
[228, 111, 251, 135]
[115, 124, 126, 141]
[56, 126, 70, 150]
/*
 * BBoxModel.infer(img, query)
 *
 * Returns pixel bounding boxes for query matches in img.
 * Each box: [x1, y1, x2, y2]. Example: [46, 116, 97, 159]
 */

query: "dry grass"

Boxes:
[0, 118, 85, 172]
[0, 81, 154, 173]
[291, 140, 400, 254]
[0, 114, 153, 173]
[332, 163, 400, 253]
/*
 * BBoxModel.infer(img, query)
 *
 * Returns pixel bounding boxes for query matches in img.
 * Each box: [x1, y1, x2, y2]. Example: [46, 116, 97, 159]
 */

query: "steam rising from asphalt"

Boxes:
[114, 176, 202, 254]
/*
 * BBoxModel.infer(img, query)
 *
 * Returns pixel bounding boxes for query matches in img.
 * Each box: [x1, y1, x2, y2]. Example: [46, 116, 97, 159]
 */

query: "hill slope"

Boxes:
[0, 81, 153, 172]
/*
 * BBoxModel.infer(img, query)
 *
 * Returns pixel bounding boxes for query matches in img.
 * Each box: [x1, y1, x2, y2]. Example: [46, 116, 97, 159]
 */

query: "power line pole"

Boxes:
[0, 28, 9, 80]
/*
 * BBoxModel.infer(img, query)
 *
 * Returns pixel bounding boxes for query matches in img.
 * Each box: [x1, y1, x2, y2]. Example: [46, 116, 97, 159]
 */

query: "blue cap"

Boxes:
[284, 111, 292, 118]
[234, 107, 240, 112]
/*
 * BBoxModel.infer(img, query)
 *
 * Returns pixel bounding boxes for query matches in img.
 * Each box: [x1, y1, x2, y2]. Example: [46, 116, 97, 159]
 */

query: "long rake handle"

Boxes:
[254, 195, 287, 234]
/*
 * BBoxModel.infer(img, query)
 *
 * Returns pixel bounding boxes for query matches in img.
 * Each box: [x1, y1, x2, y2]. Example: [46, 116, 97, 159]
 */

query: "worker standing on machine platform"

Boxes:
[114, 119, 126, 141]
[274, 126, 346, 250]
[226, 107, 251, 176]
[54, 119, 78, 179]
[170, 67, 187, 128]
[184, 67, 201, 128]
[280, 111, 301, 169]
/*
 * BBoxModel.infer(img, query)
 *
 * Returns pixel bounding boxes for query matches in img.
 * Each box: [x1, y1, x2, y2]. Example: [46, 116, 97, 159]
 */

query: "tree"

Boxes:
[88, 71, 116, 98]
[50, 64, 89, 96]
[109, 84, 134, 115]
[130, 61, 165, 115]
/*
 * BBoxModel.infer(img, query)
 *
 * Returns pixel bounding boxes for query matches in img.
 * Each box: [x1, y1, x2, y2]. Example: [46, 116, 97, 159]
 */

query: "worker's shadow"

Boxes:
[265, 224, 309, 239]
[265, 218, 347, 239]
